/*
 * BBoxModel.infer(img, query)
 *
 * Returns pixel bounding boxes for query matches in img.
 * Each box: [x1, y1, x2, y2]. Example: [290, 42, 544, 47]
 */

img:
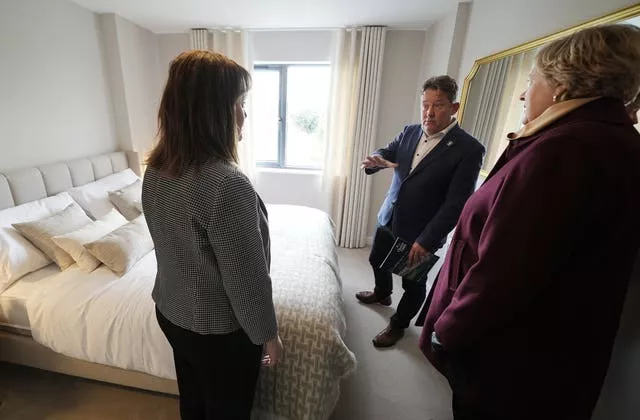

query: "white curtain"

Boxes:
[189, 28, 209, 49]
[467, 56, 514, 147]
[188, 28, 256, 181]
[322, 27, 386, 248]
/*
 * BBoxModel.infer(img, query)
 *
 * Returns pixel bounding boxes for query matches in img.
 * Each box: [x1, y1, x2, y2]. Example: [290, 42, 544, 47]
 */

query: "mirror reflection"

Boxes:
[461, 14, 640, 172]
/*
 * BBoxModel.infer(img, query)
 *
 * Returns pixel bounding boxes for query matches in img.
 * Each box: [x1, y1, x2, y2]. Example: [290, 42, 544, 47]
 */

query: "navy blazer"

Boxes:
[366, 123, 484, 252]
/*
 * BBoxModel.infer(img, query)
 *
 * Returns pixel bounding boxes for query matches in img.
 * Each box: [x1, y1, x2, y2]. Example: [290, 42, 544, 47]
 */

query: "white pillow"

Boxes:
[0, 192, 76, 292]
[13, 203, 92, 270]
[52, 210, 128, 272]
[84, 215, 154, 276]
[108, 179, 142, 221]
[67, 169, 140, 220]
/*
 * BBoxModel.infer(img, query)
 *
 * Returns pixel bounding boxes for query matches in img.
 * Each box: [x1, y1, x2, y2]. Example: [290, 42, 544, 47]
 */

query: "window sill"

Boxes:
[256, 167, 322, 175]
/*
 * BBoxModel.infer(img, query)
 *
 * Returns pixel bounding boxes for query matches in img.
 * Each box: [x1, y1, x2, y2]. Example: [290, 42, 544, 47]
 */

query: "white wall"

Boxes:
[367, 30, 427, 235]
[0, 0, 117, 172]
[100, 14, 131, 155]
[458, 0, 640, 83]
[100, 14, 161, 160]
[421, 10, 457, 79]
[413, 2, 470, 120]
[251, 30, 334, 63]
[114, 15, 161, 155]
[447, 2, 471, 81]
[254, 169, 326, 209]
[157, 34, 190, 88]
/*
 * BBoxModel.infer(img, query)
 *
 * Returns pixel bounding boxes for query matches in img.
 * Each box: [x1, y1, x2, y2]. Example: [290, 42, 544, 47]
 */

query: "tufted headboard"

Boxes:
[0, 151, 139, 211]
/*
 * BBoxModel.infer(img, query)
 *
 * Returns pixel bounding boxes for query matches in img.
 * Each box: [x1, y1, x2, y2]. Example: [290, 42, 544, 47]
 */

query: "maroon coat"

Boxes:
[417, 98, 640, 420]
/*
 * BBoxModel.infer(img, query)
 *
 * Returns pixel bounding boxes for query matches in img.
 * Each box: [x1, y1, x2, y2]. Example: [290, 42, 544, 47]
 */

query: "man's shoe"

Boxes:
[356, 291, 391, 306]
[372, 324, 405, 348]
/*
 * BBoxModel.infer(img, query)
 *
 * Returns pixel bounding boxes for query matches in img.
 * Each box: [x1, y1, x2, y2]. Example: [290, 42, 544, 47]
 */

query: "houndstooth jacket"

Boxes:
[142, 160, 278, 345]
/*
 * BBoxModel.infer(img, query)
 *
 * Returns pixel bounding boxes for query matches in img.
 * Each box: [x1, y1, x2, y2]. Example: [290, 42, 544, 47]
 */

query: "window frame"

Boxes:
[253, 63, 329, 170]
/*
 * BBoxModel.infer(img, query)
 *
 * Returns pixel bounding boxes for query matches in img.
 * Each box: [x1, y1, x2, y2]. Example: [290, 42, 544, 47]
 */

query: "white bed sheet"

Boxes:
[0, 264, 60, 331]
[26, 252, 176, 379]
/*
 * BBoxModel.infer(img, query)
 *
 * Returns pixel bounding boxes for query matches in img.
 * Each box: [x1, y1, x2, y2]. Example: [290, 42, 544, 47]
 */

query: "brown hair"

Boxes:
[536, 24, 640, 103]
[146, 50, 251, 176]
[422, 75, 458, 103]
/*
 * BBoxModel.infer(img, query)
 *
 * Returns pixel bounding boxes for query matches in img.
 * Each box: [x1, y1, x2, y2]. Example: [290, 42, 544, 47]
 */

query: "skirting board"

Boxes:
[0, 330, 178, 396]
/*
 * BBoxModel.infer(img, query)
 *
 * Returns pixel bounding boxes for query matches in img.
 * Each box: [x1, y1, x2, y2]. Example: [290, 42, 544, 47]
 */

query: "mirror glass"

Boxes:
[459, 7, 640, 173]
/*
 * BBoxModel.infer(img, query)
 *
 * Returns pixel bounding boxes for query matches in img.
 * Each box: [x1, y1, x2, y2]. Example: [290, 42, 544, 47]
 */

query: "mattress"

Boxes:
[24, 204, 356, 420]
[0, 264, 60, 333]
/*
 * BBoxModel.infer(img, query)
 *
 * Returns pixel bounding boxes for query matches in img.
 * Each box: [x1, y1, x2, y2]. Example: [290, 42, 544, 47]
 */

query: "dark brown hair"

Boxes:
[146, 50, 251, 176]
[422, 75, 458, 103]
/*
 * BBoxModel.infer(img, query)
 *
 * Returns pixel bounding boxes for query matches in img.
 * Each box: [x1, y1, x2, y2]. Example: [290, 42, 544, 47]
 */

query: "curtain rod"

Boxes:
[189, 25, 427, 33]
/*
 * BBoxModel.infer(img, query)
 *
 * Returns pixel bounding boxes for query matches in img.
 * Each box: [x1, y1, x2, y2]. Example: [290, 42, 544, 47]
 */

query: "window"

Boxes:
[252, 64, 331, 169]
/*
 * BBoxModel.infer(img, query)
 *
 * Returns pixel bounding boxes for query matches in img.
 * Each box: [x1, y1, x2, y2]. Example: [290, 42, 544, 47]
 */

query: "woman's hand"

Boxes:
[262, 335, 284, 367]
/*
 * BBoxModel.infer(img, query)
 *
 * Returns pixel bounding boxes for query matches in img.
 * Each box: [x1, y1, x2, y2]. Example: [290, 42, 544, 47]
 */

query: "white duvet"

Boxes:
[26, 205, 356, 420]
[26, 252, 176, 378]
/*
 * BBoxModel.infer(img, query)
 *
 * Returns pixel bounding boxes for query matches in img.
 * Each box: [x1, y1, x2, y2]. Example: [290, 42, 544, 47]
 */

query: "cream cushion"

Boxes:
[84, 215, 154, 276]
[67, 169, 139, 220]
[52, 210, 128, 272]
[12, 203, 92, 270]
[0, 192, 75, 292]
[108, 179, 142, 220]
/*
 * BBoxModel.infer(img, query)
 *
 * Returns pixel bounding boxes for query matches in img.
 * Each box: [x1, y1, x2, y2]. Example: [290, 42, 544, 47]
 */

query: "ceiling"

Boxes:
[69, 0, 468, 33]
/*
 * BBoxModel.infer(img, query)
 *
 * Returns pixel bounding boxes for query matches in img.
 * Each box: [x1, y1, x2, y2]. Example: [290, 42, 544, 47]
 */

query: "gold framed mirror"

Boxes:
[458, 4, 640, 175]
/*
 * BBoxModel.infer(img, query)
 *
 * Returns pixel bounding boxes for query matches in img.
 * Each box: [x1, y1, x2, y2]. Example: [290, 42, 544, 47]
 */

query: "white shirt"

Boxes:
[410, 119, 458, 173]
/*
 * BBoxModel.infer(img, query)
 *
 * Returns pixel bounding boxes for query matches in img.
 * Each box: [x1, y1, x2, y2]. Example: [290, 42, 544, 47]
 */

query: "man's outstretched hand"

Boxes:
[361, 155, 398, 169]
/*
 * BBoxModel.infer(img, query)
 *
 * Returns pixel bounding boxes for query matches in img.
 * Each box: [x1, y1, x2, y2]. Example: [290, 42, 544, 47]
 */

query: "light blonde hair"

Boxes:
[536, 24, 640, 103]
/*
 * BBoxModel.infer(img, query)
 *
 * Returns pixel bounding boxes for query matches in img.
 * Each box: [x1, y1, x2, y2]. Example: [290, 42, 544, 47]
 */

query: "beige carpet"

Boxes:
[0, 247, 453, 420]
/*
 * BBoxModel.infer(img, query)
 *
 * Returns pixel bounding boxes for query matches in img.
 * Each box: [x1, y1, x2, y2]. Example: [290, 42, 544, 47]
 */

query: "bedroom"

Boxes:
[0, 0, 639, 419]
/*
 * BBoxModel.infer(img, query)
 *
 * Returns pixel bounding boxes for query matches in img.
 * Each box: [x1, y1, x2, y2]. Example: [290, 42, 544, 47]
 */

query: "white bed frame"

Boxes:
[0, 151, 179, 395]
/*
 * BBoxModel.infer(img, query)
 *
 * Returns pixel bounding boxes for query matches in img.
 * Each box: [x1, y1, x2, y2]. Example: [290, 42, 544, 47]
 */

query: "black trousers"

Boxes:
[369, 225, 428, 329]
[452, 396, 494, 420]
[439, 349, 494, 420]
[156, 307, 262, 420]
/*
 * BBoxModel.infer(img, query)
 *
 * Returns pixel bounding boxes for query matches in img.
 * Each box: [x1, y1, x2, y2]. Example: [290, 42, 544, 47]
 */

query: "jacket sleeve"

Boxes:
[434, 135, 590, 352]
[416, 144, 484, 251]
[365, 126, 408, 175]
[205, 172, 278, 345]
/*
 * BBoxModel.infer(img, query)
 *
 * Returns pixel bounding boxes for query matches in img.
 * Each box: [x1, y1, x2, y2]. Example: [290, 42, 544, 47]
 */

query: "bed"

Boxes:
[0, 152, 356, 420]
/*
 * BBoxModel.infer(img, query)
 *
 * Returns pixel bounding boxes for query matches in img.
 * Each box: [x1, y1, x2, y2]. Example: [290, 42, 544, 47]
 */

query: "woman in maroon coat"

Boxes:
[417, 24, 640, 420]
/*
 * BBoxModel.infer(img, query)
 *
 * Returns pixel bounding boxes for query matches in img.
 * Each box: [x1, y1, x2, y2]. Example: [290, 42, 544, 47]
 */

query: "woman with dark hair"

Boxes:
[143, 50, 282, 420]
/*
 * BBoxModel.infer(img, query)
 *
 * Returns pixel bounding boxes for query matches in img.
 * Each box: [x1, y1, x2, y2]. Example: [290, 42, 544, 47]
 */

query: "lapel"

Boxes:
[405, 125, 460, 180]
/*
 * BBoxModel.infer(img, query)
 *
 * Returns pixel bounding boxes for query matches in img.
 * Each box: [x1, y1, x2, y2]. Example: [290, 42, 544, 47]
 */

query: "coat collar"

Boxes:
[507, 97, 631, 141]
[507, 98, 598, 140]
[486, 97, 633, 180]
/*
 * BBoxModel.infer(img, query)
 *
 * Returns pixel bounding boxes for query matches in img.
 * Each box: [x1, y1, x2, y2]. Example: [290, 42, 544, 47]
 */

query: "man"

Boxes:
[357, 75, 484, 348]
